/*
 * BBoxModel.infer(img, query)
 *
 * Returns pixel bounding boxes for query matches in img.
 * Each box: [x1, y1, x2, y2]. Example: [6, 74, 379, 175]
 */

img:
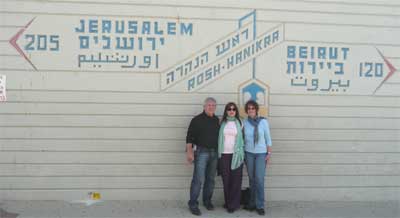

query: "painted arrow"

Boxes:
[9, 18, 37, 70]
[373, 48, 398, 94]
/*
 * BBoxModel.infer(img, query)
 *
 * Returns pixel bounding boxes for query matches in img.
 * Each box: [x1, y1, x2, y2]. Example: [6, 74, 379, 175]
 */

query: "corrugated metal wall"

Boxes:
[0, 0, 399, 201]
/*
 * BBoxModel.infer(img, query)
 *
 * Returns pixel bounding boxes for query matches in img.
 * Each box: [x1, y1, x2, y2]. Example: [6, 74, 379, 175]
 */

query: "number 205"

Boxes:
[24, 34, 60, 51]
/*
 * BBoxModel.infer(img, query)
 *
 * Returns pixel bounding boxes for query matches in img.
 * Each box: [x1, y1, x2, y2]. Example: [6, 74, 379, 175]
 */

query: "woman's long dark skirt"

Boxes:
[219, 154, 243, 211]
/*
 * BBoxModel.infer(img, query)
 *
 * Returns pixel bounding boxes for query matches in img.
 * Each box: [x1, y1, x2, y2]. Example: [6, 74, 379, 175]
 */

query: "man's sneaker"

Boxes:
[204, 203, 215, 211]
[256, 208, 265, 215]
[189, 207, 201, 216]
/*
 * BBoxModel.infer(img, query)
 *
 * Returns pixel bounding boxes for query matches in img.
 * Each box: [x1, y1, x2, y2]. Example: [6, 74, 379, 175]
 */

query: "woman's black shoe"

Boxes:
[227, 208, 235, 213]
[256, 208, 265, 215]
[244, 205, 255, 211]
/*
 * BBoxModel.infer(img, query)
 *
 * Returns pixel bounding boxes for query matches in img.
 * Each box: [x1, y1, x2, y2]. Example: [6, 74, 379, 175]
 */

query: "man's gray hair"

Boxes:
[203, 97, 217, 106]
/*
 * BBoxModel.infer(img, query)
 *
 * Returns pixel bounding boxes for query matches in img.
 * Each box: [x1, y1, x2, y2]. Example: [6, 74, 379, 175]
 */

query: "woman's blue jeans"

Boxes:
[245, 151, 267, 209]
[188, 147, 218, 209]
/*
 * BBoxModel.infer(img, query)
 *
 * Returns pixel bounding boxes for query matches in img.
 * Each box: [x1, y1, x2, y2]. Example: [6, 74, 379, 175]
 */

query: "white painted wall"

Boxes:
[0, 0, 399, 201]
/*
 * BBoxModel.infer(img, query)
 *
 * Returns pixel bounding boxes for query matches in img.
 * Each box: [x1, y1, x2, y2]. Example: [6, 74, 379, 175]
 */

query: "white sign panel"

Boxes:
[10, 10, 398, 97]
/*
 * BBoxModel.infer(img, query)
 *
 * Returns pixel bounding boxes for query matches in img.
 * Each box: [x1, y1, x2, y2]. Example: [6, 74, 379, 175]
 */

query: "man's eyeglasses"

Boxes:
[247, 107, 256, 110]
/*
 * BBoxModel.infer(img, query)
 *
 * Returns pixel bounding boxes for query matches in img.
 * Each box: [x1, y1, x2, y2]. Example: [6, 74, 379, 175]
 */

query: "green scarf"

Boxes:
[218, 117, 245, 170]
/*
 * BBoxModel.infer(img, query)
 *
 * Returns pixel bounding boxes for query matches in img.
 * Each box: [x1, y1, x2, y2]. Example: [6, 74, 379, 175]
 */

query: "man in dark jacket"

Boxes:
[186, 97, 220, 216]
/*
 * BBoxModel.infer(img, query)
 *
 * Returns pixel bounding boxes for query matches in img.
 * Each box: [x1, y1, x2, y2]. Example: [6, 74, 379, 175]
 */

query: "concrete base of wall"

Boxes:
[1, 200, 398, 218]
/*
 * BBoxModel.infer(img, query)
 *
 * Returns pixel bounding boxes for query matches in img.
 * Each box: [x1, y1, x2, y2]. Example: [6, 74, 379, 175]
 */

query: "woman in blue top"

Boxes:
[243, 100, 272, 216]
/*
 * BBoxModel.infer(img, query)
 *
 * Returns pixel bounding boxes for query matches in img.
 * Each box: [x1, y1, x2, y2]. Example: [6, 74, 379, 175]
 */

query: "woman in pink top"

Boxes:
[217, 102, 245, 213]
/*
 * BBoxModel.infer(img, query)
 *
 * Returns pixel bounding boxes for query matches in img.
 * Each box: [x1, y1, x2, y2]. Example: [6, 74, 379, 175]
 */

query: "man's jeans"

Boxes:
[188, 146, 218, 209]
[245, 152, 267, 209]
